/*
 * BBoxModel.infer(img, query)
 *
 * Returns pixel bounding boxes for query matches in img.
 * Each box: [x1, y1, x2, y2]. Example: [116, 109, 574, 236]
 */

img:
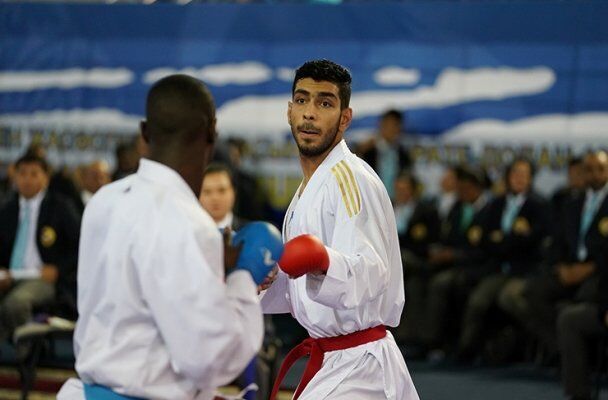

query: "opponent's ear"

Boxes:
[287, 102, 293, 126]
[207, 118, 217, 144]
[140, 120, 150, 144]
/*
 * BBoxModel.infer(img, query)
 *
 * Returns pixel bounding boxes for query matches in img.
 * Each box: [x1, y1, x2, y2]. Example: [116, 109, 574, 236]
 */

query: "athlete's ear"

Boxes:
[339, 107, 352, 133]
[287, 102, 293, 126]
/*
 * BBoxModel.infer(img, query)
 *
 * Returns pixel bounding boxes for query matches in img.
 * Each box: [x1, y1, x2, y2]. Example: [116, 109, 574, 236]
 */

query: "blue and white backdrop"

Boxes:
[1, 1, 608, 207]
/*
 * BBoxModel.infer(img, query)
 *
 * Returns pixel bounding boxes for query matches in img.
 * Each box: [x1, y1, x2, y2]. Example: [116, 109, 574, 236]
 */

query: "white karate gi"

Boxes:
[57, 159, 263, 400]
[261, 141, 419, 399]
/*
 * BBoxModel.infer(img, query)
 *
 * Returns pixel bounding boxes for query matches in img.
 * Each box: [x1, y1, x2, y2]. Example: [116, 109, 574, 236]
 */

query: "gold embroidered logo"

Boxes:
[411, 223, 427, 240]
[599, 217, 608, 237]
[331, 160, 362, 218]
[513, 217, 531, 235]
[490, 230, 503, 243]
[468, 226, 482, 245]
[40, 226, 56, 248]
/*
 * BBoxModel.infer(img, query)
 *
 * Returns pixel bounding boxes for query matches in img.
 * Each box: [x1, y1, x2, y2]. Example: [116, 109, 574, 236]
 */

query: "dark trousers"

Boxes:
[525, 273, 598, 354]
[0, 279, 55, 341]
[425, 268, 470, 349]
[557, 302, 605, 399]
[395, 250, 431, 344]
[458, 274, 510, 354]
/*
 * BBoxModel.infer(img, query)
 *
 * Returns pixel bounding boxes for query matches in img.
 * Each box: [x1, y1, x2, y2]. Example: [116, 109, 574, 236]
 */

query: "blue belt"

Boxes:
[83, 383, 145, 400]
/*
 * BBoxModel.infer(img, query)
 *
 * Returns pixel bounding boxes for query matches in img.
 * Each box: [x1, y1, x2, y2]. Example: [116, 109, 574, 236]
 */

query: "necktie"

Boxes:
[578, 192, 600, 260]
[501, 197, 521, 234]
[460, 204, 474, 233]
[396, 204, 414, 235]
[9, 203, 31, 271]
[379, 147, 398, 199]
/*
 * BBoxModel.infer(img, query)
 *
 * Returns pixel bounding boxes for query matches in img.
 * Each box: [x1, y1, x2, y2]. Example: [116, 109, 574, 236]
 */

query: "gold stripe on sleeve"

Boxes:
[338, 160, 361, 214]
[331, 165, 354, 218]
[335, 161, 359, 216]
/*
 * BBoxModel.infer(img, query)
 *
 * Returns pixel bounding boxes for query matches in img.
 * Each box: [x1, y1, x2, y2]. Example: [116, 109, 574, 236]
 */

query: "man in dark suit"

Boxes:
[551, 157, 586, 224]
[435, 166, 459, 221]
[507, 150, 608, 360]
[0, 154, 81, 341]
[199, 163, 247, 231]
[392, 172, 440, 345]
[557, 235, 608, 400]
[457, 158, 551, 361]
[200, 163, 277, 400]
[357, 109, 411, 199]
[424, 166, 492, 357]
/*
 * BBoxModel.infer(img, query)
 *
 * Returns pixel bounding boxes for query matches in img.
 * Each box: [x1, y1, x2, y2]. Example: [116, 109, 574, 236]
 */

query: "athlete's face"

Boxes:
[288, 78, 352, 158]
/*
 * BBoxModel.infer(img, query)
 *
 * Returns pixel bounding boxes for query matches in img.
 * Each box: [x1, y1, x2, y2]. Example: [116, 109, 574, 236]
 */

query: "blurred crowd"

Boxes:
[0, 109, 606, 400]
[357, 109, 608, 400]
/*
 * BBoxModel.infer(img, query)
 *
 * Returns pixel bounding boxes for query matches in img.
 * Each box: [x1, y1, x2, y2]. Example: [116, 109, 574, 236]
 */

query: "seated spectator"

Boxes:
[424, 166, 492, 359]
[503, 150, 608, 362]
[0, 153, 81, 341]
[24, 143, 84, 214]
[392, 172, 440, 346]
[80, 160, 111, 206]
[435, 165, 459, 221]
[551, 156, 585, 225]
[557, 234, 608, 400]
[457, 158, 550, 363]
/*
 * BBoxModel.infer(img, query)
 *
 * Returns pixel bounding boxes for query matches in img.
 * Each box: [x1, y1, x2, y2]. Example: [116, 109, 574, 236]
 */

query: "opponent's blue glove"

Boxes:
[231, 222, 284, 285]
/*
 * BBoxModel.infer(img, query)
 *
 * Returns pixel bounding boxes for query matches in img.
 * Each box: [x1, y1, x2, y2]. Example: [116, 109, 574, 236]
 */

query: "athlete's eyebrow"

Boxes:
[294, 89, 310, 97]
[316, 92, 338, 101]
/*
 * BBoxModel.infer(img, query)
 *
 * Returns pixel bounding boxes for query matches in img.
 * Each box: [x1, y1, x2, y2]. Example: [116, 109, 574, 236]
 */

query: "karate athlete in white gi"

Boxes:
[57, 75, 283, 400]
[262, 60, 420, 399]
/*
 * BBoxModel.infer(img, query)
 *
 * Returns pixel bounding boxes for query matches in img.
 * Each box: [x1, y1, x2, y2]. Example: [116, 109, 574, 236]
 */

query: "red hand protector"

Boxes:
[278, 234, 329, 278]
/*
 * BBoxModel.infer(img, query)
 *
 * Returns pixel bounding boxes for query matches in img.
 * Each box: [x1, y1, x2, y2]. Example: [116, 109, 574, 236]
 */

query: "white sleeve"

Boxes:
[260, 270, 291, 314]
[305, 177, 391, 310]
[137, 218, 263, 392]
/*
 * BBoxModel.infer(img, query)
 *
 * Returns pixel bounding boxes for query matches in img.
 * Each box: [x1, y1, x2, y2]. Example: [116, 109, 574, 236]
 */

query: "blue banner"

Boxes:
[1, 2, 608, 199]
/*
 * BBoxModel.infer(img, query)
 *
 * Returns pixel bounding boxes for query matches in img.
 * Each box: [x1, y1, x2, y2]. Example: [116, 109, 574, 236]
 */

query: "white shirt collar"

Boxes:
[586, 182, 608, 200]
[506, 192, 526, 205]
[19, 189, 46, 212]
[216, 212, 234, 230]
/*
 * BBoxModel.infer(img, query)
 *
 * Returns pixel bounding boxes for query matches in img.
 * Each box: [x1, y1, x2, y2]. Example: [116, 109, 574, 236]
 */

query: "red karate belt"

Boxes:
[269, 325, 387, 400]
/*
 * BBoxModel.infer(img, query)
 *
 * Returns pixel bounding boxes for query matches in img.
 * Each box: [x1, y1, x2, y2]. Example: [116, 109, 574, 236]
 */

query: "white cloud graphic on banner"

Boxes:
[276, 67, 295, 82]
[374, 66, 421, 86]
[217, 94, 291, 138]
[0, 108, 141, 132]
[0, 66, 559, 138]
[352, 66, 555, 118]
[143, 62, 273, 86]
[442, 113, 608, 144]
[0, 68, 134, 92]
[217, 66, 556, 137]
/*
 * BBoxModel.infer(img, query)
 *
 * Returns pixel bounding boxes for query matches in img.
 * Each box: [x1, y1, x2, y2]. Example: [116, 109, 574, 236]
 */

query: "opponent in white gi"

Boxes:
[262, 60, 420, 399]
[58, 75, 282, 400]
